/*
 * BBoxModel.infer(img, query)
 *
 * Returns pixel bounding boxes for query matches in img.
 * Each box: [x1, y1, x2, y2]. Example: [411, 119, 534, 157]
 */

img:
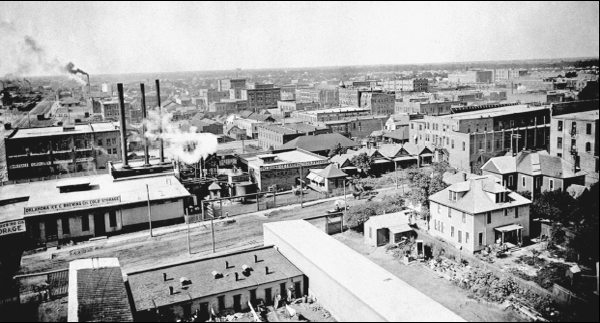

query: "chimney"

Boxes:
[163, 273, 167, 282]
[155, 79, 165, 163]
[117, 83, 130, 168]
[235, 272, 239, 281]
[140, 83, 150, 167]
[265, 266, 270, 275]
[168, 286, 174, 295]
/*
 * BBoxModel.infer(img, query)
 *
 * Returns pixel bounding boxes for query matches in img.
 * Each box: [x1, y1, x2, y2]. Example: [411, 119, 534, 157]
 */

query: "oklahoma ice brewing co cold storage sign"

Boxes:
[23, 196, 121, 216]
[0, 220, 26, 236]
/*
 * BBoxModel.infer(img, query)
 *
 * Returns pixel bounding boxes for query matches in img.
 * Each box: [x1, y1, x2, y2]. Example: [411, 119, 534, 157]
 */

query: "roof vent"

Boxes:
[242, 265, 251, 272]
[180, 277, 192, 287]
[212, 271, 223, 279]
[63, 125, 76, 132]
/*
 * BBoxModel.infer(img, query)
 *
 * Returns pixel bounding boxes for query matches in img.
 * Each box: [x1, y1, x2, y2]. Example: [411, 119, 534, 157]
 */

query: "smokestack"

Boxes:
[117, 83, 130, 168]
[140, 84, 150, 167]
[155, 79, 165, 163]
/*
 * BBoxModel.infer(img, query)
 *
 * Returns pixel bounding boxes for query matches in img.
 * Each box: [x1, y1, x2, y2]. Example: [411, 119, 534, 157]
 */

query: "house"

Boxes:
[126, 246, 305, 322]
[429, 176, 532, 253]
[353, 147, 394, 174]
[383, 128, 410, 144]
[306, 164, 348, 193]
[377, 144, 418, 169]
[385, 114, 410, 131]
[364, 211, 415, 247]
[481, 150, 586, 198]
[278, 133, 361, 157]
[225, 125, 246, 141]
[402, 142, 434, 166]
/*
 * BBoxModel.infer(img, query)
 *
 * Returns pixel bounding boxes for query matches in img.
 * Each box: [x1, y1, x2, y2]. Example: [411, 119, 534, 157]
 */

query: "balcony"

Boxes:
[570, 129, 578, 137]
[570, 146, 578, 155]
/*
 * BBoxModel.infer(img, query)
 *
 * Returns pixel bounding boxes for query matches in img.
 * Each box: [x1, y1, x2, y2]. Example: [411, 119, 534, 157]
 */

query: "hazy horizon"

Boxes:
[1, 1, 598, 77]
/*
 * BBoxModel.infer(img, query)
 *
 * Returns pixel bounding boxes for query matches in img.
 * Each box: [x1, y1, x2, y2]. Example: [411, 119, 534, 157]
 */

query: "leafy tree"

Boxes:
[578, 81, 599, 101]
[517, 190, 532, 201]
[531, 190, 577, 225]
[564, 71, 577, 78]
[405, 166, 449, 229]
[568, 182, 599, 263]
[350, 153, 374, 176]
[345, 193, 405, 229]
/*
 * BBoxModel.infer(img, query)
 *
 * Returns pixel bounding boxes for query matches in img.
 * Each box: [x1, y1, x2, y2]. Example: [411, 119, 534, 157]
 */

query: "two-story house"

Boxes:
[429, 176, 532, 254]
[481, 150, 586, 198]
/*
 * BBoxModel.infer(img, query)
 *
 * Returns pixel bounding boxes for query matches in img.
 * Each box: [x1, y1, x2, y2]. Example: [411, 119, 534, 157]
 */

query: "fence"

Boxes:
[14, 269, 69, 304]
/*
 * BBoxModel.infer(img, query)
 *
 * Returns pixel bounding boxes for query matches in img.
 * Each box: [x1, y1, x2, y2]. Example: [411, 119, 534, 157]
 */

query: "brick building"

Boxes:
[321, 115, 388, 139]
[380, 78, 429, 92]
[395, 100, 459, 115]
[4, 123, 122, 180]
[360, 92, 395, 115]
[241, 87, 281, 111]
[409, 105, 552, 173]
[258, 123, 329, 150]
[291, 107, 370, 123]
[549, 110, 599, 185]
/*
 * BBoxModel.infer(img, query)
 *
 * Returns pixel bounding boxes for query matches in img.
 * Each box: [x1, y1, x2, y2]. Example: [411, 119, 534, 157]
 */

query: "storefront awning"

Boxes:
[495, 224, 524, 232]
[389, 224, 413, 234]
[393, 156, 417, 162]
[306, 172, 318, 181]
[420, 153, 434, 158]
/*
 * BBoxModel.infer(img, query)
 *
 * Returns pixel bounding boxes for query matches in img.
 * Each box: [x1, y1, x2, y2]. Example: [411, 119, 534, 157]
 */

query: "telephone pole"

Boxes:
[146, 184, 153, 237]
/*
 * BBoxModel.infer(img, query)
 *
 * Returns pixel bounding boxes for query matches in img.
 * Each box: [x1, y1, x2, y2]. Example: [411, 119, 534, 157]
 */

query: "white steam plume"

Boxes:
[144, 109, 218, 165]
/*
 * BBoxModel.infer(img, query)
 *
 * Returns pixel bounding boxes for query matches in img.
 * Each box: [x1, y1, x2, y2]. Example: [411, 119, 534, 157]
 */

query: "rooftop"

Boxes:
[263, 221, 465, 322]
[482, 151, 586, 179]
[7, 122, 119, 139]
[247, 149, 328, 168]
[278, 133, 361, 152]
[430, 177, 532, 214]
[439, 104, 549, 120]
[68, 258, 133, 322]
[365, 211, 411, 229]
[127, 246, 303, 311]
[554, 110, 599, 121]
[299, 107, 369, 115]
[0, 174, 189, 222]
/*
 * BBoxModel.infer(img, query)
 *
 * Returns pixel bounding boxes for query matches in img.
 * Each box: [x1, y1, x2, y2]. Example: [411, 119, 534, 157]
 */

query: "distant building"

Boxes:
[258, 123, 329, 150]
[96, 100, 132, 122]
[385, 114, 410, 131]
[241, 87, 281, 111]
[291, 106, 371, 123]
[409, 104, 552, 172]
[294, 87, 339, 107]
[494, 69, 528, 82]
[482, 150, 587, 197]
[101, 83, 113, 94]
[126, 246, 304, 322]
[360, 92, 395, 115]
[4, 123, 122, 180]
[276, 101, 318, 114]
[395, 100, 459, 115]
[277, 133, 361, 157]
[549, 110, 599, 185]
[338, 88, 382, 106]
[429, 176, 532, 253]
[217, 78, 246, 92]
[448, 70, 493, 84]
[321, 115, 388, 139]
[380, 78, 429, 92]
[197, 89, 230, 107]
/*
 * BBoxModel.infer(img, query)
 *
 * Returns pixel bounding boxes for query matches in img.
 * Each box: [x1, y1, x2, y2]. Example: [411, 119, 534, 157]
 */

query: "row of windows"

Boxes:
[557, 137, 593, 153]
[97, 138, 118, 146]
[557, 120, 594, 135]
[61, 212, 117, 234]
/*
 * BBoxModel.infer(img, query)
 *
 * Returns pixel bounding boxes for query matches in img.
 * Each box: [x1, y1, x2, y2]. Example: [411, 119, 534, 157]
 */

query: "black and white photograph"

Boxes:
[0, 1, 598, 322]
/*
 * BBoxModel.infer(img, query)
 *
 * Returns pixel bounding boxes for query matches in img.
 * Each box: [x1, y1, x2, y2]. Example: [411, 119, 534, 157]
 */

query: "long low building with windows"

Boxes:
[0, 174, 190, 248]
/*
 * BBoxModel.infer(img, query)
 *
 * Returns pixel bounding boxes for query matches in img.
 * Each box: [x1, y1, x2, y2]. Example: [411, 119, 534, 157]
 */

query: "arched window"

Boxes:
[586, 142, 591, 153]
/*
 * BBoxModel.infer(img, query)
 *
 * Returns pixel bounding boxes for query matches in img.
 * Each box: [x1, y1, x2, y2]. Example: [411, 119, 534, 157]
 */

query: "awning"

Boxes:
[495, 224, 524, 232]
[394, 156, 417, 162]
[374, 159, 392, 164]
[306, 172, 318, 181]
[389, 224, 413, 234]
[420, 153, 434, 158]
[342, 166, 357, 170]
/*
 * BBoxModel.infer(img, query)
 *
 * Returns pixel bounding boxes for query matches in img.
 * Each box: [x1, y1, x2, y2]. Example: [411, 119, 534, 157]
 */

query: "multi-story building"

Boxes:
[291, 107, 370, 124]
[482, 150, 586, 197]
[197, 89, 230, 108]
[258, 123, 329, 150]
[321, 115, 388, 139]
[294, 87, 339, 107]
[101, 83, 113, 94]
[429, 176, 532, 254]
[385, 114, 410, 131]
[338, 88, 382, 106]
[494, 69, 528, 82]
[4, 123, 122, 180]
[206, 100, 247, 116]
[95, 100, 132, 122]
[276, 101, 318, 114]
[380, 78, 429, 92]
[217, 78, 246, 92]
[246, 82, 274, 89]
[241, 87, 281, 111]
[409, 105, 552, 172]
[360, 92, 395, 115]
[127, 246, 305, 322]
[448, 70, 493, 84]
[550, 110, 599, 185]
[395, 100, 459, 115]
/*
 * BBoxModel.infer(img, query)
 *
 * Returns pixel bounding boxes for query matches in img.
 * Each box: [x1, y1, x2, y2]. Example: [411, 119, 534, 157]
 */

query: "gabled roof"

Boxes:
[430, 177, 531, 214]
[365, 211, 411, 229]
[483, 151, 586, 179]
[355, 148, 382, 158]
[482, 156, 517, 174]
[316, 164, 348, 179]
[383, 128, 409, 141]
[279, 133, 361, 152]
[377, 144, 404, 159]
[330, 153, 354, 168]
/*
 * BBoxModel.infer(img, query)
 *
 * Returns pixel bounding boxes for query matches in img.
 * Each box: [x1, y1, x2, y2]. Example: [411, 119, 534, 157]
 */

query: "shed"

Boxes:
[364, 211, 414, 247]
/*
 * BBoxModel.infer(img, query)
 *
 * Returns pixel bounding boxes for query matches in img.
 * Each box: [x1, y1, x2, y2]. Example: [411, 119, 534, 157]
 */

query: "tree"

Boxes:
[564, 71, 577, 78]
[578, 81, 599, 101]
[531, 190, 577, 225]
[405, 166, 449, 229]
[345, 193, 405, 229]
[350, 153, 374, 176]
[517, 190, 532, 201]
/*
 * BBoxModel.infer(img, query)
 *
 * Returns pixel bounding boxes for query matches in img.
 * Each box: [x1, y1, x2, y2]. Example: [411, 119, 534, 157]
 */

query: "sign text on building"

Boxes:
[23, 196, 121, 216]
[0, 220, 26, 236]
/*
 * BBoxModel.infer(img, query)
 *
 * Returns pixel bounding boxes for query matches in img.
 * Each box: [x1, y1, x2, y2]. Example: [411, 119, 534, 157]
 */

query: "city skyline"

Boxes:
[1, 1, 598, 76]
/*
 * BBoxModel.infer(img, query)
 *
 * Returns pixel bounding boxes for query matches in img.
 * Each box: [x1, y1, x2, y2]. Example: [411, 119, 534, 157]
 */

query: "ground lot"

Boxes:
[333, 231, 527, 322]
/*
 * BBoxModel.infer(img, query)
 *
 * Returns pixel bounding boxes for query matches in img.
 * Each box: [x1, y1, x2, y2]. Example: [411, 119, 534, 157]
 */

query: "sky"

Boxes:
[0, 1, 598, 76]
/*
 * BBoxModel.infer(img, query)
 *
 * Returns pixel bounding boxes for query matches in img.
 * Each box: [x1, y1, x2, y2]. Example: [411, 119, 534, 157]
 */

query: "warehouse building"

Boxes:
[0, 174, 190, 248]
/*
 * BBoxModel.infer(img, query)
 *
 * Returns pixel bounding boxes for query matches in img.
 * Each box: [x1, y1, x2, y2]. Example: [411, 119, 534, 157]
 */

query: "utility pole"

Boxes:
[342, 179, 347, 234]
[186, 215, 191, 255]
[146, 184, 153, 237]
[395, 163, 399, 189]
[211, 211, 216, 253]
[299, 165, 304, 208]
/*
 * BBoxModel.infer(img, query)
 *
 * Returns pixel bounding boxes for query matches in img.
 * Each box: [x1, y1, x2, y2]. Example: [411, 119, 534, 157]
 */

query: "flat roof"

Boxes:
[127, 246, 303, 311]
[440, 104, 549, 120]
[263, 220, 465, 322]
[555, 110, 599, 121]
[8, 122, 119, 139]
[0, 174, 189, 221]
[299, 107, 369, 115]
[247, 150, 327, 168]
